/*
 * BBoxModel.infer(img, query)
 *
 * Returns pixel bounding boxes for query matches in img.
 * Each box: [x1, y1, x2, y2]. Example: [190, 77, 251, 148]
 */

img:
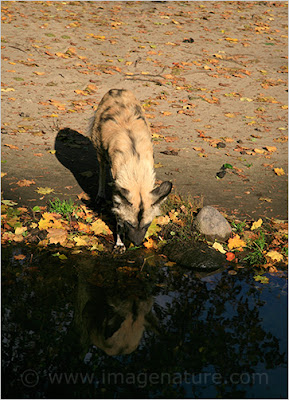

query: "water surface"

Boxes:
[2, 246, 287, 398]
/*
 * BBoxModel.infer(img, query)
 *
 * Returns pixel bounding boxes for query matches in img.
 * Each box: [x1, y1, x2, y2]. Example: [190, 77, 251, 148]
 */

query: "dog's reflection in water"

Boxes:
[75, 279, 157, 356]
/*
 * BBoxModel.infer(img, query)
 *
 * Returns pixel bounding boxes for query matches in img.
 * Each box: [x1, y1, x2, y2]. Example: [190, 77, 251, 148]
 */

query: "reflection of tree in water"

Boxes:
[1, 247, 286, 399]
[77, 258, 285, 399]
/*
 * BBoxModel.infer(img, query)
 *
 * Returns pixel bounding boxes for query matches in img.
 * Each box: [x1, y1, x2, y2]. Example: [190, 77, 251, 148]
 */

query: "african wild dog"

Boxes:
[90, 89, 172, 251]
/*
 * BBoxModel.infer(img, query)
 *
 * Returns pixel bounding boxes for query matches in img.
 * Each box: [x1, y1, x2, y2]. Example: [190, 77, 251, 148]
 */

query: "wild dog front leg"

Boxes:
[113, 222, 126, 253]
[96, 159, 106, 200]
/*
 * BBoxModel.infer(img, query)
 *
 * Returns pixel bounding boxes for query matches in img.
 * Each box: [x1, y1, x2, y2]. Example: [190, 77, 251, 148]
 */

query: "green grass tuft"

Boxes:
[48, 197, 77, 220]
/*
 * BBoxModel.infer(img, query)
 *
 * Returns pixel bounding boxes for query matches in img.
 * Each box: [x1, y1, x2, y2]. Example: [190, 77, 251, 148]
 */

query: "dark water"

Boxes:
[2, 245, 288, 399]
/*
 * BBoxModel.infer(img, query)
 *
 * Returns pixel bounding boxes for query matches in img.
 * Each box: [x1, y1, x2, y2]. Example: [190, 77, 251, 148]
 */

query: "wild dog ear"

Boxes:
[151, 181, 172, 206]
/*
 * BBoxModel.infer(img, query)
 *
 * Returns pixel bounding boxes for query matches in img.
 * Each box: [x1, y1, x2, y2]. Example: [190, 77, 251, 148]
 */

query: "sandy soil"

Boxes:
[1, 1, 288, 219]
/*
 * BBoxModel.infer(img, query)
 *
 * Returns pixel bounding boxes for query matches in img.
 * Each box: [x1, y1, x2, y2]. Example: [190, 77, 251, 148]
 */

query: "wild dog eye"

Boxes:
[125, 221, 136, 229]
[143, 223, 151, 231]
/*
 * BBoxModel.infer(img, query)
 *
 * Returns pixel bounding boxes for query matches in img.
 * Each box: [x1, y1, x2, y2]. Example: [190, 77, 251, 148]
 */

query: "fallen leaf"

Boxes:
[14, 254, 26, 260]
[228, 270, 237, 275]
[15, 226, 27, 236]
[1, 172, 7, 178]
[274, 168, 285, 176]
[226, 252, 236, 261]
[254, 148, 266, 154]
[228, 234, 246, 250]
[225, 37, 238, 42]
[251, 218, 263, 230]
[156, 215, 171, 225]
[91, 219, 112, 235]
[1, 199, 18, 206]
[240, 97, 253, 102]
[143, 237, 158, 249]
[254, 275, 269, 284]
[146, 219, 162, 238]
[259, 197, 272, 203]
[36, 187, 54, 195]
[213, 242, 226, 254]
[16, 179, 35, 187]
[266, 251, 284, 262]
[4, 144, 19, 150]
[73, 235, 90, 246]
[47, 228, 68, 245]
[154, 162, 164, 168]
[265, 146, 277, 152]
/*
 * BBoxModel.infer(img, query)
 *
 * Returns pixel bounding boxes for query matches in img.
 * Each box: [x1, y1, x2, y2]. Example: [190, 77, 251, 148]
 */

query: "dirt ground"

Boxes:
[1, 1, 288, 220]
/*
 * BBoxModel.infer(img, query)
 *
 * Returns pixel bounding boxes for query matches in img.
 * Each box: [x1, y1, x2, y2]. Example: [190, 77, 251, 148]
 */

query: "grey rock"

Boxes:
[164, 242, 226, 271]
[194, 206, 232, 242]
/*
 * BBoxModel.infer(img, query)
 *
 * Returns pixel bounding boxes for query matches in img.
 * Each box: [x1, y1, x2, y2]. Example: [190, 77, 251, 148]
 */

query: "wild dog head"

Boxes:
[112, 180, 172, 247]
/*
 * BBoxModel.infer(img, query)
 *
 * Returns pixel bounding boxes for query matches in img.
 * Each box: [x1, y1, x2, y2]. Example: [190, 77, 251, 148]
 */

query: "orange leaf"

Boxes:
[143, 237, 158, 249]
[4, 144, 19, 150]
[14, 254, 26, 260]
[226, 252, 235, 261]
[16, 179, 35, 187]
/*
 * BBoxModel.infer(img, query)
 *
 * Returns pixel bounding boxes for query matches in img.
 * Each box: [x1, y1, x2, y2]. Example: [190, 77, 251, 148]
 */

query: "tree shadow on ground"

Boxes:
[54, 128, 115, 230]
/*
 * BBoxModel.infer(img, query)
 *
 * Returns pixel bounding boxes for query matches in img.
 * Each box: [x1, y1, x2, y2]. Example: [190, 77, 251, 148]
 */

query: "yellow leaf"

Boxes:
[266, 251, 284, 262]
[36, 186, 54, 195]
[251, 218, 263, 230]
[165, 261, 177, 267]
[265, 146, 277, 152]
[1, 172, 7, 178]
[254, 148, 266, 154]
[162, 111, 172, 116]
[1, 88, 15, 92]
[274, 168, 285, 176]
[91, 219, 112, 235]
[15, 226, 27, 236]
[55, 52, 69, 58]
[152, 133, 164, 140]
[225, 37, 238, 42]
[33, 71, 45, 76]
[73, 235, 89, 246]
[213, 242, 226, 254]
[225, 113, 235, 118]
[281, 105, 288, 109]
[156, 215, 171, 225]
[154, 162, 164, 168]
[74, 89, 88, 96]
[240, 97, 253, 102]
[228, 234, 246, 250]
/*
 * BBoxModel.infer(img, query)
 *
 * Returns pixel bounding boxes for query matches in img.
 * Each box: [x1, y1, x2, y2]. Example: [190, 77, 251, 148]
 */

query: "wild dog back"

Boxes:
[90, 88, 154, 180]
[90, 89, 172, 248]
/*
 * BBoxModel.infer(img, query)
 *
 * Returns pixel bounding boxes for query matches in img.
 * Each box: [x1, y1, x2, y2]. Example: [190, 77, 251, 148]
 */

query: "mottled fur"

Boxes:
[90, 89, 172, 249]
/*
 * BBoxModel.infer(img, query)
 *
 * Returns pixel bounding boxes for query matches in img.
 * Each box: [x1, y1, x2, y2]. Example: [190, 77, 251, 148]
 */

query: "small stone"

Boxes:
[194, 206, 232, 242]
[216, 170, 226, 179]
